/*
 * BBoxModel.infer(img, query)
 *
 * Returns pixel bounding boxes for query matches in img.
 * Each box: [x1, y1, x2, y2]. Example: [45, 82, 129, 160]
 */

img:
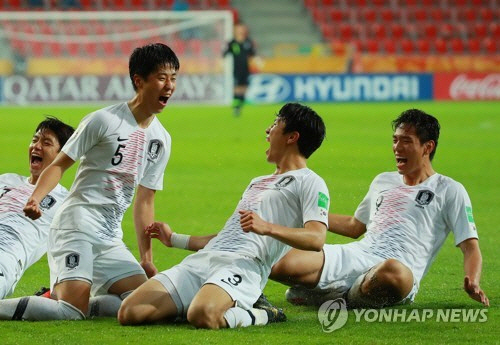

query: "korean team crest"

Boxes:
[147, 139, 163, 162]
[415, 190, 434, 206]
[65, 253, 80, 269]
[40, 195, 56, 210]
[275, 176, 295, 188]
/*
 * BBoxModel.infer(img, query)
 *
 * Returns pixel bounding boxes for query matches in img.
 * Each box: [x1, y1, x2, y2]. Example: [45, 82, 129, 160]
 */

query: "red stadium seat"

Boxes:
[321, 0, 336, 5]
[430, 7, 450, 22]
[413, 8, 428, 21]
[83, 42, 99, 57]
[479, 7, 494, 22]
[483, 38, 497, 53]
[48, 42, 63, 56]
[390, 23, 404, 39]
[380, 8, 397, 22]
[450, 38, 465, 54]
[434, 38, 447, 54]
[415, 39, 430, 54]
[490, 23, 500, 38]
[362, 8, 377, 22]
[423, 23, 437, 39]
[339, 24, 355, 40]
[364, 39, 379, 53]
[382, 39, 396, 54]
[65, 42, 80, 56]
[472, 23, 488, 38]
[467, 38, 481, 54]
[460, 8, 477, 22]
[329, 9, 346, 22]
[400, 39, 414, 54]
[370, 23, 387, 39]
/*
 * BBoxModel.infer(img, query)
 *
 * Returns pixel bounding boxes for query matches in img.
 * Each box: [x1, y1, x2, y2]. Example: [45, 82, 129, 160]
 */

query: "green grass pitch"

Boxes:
[0, 101, 498, 344]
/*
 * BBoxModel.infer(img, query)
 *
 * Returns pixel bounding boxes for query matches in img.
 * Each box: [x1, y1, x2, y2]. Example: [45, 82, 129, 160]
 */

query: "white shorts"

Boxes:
[0, 230, 26, 299]
[318, 243, 418, 304]
[153, 251, 264, 315]
[48, 228, 145, 296]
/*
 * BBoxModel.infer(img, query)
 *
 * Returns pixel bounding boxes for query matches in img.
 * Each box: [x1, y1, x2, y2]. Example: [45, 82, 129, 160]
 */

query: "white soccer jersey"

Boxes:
[52, 102, 171, 242]
[0, 173, 68, 269]
[353, 172, 478, 285]
[203, 168, 330, 281]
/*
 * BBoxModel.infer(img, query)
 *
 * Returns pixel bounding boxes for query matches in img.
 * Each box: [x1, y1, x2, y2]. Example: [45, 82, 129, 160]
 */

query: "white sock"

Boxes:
[223, 307, 268, 328]
[0, 296, 85, 320]
[87, 295, 122, 318]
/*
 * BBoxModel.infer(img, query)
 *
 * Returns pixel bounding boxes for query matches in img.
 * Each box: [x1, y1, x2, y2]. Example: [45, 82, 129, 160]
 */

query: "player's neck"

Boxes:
[403, 166, 436, 186]
[274, 155, 307, 175]
[127, 100, 156, 129]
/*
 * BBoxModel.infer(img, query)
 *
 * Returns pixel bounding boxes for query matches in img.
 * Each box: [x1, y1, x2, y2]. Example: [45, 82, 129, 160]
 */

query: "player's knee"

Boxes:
[117, 300, 142, 325]
[187, 303, 225, 329]
[374, 259, 413, 297]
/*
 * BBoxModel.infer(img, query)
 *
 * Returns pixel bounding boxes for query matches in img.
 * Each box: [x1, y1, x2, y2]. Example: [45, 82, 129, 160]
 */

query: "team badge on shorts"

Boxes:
[415, 190, 434, 206]
[65, 253, 80, 269]
[40, 195, 56, 210]
[147, 139, 163, 162]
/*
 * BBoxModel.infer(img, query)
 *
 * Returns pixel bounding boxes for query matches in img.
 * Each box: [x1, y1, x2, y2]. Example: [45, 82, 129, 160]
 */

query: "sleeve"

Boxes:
[62, 111, 107, 162]
[444, 181, 479, 246]
[301, 173, 330, 227]
[139, 129, 171, 191]
[354, 178, 377, 225]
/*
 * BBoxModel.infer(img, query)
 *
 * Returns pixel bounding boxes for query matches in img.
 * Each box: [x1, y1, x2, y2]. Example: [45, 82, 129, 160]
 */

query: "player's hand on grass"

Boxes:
[239, 210, 271, 235]
[24, 198, 42, 220]
[464, 276, 489, 307]
[145, 222, 173, 247]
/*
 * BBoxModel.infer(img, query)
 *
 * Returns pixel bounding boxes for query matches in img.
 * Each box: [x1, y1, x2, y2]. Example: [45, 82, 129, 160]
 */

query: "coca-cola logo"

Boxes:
[449, 74, 500, 100]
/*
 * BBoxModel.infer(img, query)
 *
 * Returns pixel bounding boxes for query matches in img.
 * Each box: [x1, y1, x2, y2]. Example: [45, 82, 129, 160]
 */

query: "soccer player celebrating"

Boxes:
[275, 109, 489, 308]
[117, 103, 330, 329]
[0, 117, 74, 300]
[0, 43, 179, 321]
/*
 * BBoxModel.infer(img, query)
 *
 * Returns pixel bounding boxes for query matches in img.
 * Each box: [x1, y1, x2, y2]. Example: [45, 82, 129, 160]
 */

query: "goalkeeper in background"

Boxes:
[223, 23, 257, 116]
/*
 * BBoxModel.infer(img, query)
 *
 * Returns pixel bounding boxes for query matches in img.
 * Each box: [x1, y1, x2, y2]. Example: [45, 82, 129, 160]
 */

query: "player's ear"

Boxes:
[423, 140, 435, 157]
[132, 74, 143, 89]
[287, 131, 299, 144]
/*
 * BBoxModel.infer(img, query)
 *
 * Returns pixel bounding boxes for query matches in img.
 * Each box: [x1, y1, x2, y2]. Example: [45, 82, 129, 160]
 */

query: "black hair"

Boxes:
[392, 109, 440, 161]
[129, 43, 180, 91]
[277, 103, 326, 158]
[35, 116, 75, 150]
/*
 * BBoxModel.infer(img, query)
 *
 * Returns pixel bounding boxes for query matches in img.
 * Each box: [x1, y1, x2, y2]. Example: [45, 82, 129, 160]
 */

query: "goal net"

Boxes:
[0, 10, 233, 105]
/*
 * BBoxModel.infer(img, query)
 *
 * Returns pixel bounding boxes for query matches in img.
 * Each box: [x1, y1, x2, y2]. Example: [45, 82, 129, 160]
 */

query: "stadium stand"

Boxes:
[303, 0, 500, 54]
[0, 0, 498, 57]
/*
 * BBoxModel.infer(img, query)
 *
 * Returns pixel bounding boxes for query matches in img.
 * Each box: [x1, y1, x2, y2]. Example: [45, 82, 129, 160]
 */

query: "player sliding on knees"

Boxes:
[117, 103, 330, 329]
[159, 109, 489, 310]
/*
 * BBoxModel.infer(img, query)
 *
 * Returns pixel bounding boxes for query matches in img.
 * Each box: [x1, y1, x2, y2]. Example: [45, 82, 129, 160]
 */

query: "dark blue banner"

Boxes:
[247, 73, 434, 103]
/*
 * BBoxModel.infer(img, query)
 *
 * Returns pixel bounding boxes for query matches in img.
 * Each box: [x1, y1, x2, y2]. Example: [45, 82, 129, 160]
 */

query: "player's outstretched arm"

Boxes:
[328, 213, 366, 238]
[145, 222, 216, 251]
[24, 152, 74, 220]
[459, 238, 489, 306]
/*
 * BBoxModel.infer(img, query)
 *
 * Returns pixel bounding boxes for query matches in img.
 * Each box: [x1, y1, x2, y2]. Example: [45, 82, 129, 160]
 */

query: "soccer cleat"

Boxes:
[34, 286, 51, 298]
[253, 294, 287, 323]
[253, 293, 273, 309]
[285, 286, 345, 306]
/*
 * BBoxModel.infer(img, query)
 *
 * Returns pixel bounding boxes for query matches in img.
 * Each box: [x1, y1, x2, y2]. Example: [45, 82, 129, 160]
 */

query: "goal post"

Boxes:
[0, 10, 234, 105]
